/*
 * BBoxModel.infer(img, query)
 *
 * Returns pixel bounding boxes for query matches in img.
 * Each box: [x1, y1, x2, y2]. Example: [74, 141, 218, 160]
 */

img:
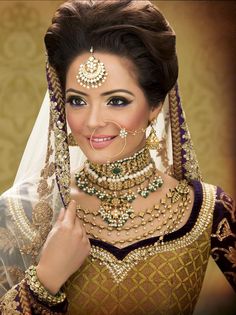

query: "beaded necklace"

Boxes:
[75, 147, 164, 228]
[77, 180, 191, 246]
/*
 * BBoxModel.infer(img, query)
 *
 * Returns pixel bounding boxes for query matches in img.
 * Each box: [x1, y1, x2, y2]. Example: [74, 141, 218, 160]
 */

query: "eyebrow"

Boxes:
[65, 88, 135, 97]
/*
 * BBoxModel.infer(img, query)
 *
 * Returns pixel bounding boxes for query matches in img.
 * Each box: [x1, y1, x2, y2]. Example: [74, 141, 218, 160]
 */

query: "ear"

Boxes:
[148, 102, 163, 122]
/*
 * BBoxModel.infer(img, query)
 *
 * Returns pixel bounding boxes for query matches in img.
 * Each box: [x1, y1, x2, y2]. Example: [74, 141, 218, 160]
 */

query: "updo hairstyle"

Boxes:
[45, 0, 178, 107]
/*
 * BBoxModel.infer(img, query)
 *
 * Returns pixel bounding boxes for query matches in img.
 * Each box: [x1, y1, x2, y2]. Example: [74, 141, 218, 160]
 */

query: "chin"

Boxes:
[84, 152, 124, 164]
[85, 148, 143, 165]
[80, 139, 146, 164]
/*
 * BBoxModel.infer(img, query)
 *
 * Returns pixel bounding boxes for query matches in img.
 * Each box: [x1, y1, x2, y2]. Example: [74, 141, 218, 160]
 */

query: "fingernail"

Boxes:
[71, 199, 76, 205]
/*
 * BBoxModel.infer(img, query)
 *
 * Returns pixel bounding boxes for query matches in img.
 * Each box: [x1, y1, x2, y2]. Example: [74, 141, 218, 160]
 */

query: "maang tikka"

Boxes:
[76, 47, 108, 89]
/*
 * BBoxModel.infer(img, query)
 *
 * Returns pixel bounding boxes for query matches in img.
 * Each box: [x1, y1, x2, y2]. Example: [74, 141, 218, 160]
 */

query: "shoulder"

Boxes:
[190, 180, 235, 217]
[214, 186, 235, 220]
[190, 180, 235, 239]
[210, 185, 235, 238]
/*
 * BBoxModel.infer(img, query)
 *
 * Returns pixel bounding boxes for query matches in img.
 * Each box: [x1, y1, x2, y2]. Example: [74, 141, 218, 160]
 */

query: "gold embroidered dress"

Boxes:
[0, 0, 235, 310]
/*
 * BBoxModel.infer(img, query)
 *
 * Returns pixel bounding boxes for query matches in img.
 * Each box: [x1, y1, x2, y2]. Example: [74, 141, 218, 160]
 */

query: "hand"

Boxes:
[36, 200, 91, 295]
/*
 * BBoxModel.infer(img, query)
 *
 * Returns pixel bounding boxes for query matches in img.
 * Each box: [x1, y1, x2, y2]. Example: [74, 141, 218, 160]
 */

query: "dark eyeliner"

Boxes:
[66, 95, 86, 107]
[107, 96, 132, 107]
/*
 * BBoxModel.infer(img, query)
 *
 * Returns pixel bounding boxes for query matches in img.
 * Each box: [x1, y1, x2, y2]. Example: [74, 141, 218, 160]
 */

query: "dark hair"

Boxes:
[45, 0, 178, 106]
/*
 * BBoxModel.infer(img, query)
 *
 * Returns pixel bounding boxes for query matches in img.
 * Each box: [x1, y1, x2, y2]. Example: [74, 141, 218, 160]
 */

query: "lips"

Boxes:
[90, 136, 116, 142]
[88, 135, 117, 149]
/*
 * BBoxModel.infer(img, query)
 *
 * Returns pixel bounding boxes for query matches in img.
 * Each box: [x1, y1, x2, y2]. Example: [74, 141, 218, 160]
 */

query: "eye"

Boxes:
[66, 95, 86, 107]
[107, 97, 131, 107]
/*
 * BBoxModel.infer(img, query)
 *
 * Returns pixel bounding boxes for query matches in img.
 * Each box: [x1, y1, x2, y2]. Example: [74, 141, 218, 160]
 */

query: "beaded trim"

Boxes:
[7, 195, 37, 242]
[89, 182, 216, 284]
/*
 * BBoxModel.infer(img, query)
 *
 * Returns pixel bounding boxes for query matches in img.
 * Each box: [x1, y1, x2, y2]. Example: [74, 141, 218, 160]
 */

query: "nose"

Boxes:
[86, 104, 106, 130]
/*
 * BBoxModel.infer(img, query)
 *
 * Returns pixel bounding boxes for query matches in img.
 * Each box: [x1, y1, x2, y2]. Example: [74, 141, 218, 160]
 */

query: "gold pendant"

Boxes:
[99, 200, 134, 228]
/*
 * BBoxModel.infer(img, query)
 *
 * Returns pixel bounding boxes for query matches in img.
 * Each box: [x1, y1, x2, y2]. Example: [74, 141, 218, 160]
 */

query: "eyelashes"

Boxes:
[66, 95, 132, 108]
[107, 97, 132, 107]
[66, 95, 86, 107]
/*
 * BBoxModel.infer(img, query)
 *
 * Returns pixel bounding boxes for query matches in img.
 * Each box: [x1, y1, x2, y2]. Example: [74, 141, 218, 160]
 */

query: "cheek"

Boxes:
[66, 108, 84, 133]
[121, 106, 149, 130]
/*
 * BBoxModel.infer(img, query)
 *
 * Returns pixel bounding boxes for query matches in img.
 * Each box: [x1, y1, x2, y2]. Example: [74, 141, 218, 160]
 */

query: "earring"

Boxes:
[146, 120, 160, 150]
[67, 133, 78, 146]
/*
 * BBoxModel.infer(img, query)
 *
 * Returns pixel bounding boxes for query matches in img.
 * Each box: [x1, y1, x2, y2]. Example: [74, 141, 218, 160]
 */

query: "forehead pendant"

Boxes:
[76, 47, 108, 89]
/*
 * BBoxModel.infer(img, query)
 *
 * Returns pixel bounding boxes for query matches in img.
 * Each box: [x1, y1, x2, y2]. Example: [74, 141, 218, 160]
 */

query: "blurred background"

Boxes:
[0, 1, 235, 314]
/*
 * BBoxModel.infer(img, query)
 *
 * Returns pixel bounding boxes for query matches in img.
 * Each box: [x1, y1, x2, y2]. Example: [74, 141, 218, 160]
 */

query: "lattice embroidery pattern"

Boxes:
[66, 237, 210, 315]
[90, 183, 216, 283]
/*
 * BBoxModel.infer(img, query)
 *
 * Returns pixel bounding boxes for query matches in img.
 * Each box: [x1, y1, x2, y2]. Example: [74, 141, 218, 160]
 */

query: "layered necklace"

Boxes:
[77, 179, 191, 246]
[75, 147, 164, 228]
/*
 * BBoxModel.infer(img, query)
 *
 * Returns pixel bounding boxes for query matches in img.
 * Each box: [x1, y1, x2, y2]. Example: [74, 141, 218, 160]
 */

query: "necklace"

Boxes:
[75, 147, 164, 228]
[76, 180, 191, 245]
[89, 147, 151, 177]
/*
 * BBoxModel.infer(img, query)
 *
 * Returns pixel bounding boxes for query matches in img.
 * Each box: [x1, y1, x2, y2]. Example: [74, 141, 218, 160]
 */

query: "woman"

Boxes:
[0, 0, 235, 314]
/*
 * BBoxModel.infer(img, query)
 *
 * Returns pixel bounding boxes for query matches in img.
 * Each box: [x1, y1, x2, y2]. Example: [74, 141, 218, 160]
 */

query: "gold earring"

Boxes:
[67, 133, 78, 146]
[146, 120, 159, 150]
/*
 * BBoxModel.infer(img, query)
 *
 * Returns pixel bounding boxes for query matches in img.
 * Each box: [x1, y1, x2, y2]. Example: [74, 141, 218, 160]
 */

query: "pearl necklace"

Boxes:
[75, 147, 164, 228]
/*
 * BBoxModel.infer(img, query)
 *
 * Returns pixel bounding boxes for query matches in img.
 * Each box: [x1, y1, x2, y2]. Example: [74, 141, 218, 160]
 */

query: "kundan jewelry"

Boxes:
[75, 147, 164, 228]
[76, 47, 108, 89]
[25, 265, 66, 306]
[76, 180, 191, 246]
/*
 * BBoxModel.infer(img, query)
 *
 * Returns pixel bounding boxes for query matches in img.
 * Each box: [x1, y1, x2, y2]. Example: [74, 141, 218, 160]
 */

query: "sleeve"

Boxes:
[0, 279, 68, 314]
[211, 186, 236, 292]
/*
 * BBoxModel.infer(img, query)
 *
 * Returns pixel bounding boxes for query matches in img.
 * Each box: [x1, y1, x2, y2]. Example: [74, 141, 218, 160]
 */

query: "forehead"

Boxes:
[66, 52, 140, 92]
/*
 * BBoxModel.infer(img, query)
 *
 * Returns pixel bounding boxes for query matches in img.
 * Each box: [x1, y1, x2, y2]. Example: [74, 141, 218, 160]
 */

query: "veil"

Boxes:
[0, 59, 202, 296]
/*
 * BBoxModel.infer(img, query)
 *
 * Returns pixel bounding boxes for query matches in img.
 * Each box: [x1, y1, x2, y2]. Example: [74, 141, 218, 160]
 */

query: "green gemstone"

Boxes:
[112, 166, 122, 175]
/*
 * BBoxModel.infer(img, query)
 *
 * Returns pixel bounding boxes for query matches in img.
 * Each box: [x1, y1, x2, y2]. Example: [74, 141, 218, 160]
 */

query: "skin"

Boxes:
[36, 52, 194, 295]
[65, 52, 161, 163]
[36, 201, 90, 294]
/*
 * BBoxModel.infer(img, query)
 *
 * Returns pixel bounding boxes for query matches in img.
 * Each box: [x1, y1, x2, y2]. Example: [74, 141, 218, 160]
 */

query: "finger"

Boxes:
[63, 200, 77, 226]
[75, 216, 86, 237]
[57, 207, 65, 222]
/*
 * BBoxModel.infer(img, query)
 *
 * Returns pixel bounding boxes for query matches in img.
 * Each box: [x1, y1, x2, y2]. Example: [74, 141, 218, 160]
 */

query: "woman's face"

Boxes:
[65, 52, 160, 163]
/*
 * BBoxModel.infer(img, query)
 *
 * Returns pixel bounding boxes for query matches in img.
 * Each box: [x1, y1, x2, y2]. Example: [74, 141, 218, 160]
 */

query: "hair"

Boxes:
[45, 0, 178, 107]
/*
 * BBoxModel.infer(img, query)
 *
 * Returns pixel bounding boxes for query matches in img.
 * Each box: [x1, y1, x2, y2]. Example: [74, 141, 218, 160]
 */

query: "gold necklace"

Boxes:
[75, 147, 164, 228]
[77, 180, 191, 245]
[80, 201, 188, 246]
[89, 147, 151, 177]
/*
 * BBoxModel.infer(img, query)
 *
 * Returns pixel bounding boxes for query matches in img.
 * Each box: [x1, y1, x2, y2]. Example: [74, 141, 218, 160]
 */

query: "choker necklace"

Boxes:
[89, 147, 150, 177]
[75, 147, 164, 228]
